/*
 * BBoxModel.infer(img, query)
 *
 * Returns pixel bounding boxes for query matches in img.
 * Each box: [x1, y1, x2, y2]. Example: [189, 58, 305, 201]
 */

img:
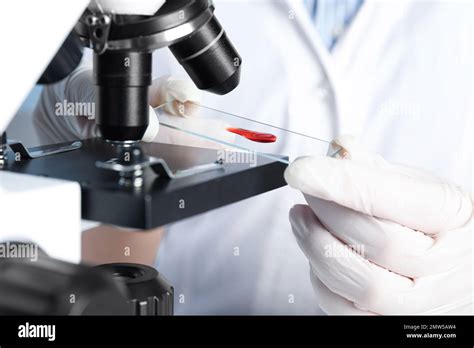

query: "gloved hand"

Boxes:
[150, 76, 235, 149]
[33, 65, 202, 144]
[149, 75, 202, 117]
[284, 135, 473, 315]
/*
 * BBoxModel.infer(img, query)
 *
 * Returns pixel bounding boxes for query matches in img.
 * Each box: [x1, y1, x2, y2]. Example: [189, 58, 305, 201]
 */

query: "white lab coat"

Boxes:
[153, 0, 472, 314]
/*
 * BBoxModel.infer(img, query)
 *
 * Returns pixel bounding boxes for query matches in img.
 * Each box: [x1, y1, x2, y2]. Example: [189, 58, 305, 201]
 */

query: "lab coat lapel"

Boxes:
[280, 0, 411, 137]
[278, 0, 343, 137]
[330, 1, 411, 135]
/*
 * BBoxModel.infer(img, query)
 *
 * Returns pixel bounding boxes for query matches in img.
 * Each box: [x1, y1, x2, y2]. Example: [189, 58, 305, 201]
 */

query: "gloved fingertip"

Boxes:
[332, 134, 358, 149]
[289, 204, 320, 240]
[167, 78, 202, 104]
[328, 134, 359, 159]
[284, 156, 311, 187]
[289, 204, 310, 222]
[284, 155, 331, 197]
[141, 105, 160, 142]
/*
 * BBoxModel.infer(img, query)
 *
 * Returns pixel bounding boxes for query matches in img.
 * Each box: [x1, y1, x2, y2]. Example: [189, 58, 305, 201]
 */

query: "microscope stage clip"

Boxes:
[150, 157, 224, 180]
[7, 140, 82, 159]
[96, 155, 224, 187]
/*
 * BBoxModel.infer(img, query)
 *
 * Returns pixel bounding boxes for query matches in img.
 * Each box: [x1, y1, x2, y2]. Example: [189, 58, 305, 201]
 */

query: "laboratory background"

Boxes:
[1, 0, 472, 319]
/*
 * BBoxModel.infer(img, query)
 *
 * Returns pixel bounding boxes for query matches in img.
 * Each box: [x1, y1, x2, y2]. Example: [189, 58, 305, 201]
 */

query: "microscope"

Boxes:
[0, 0, 287, 315]
[79, 0, 241, 142]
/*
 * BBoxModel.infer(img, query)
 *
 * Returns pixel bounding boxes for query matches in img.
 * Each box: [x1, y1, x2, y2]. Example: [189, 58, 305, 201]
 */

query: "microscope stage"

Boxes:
[5, 138, 287, 229]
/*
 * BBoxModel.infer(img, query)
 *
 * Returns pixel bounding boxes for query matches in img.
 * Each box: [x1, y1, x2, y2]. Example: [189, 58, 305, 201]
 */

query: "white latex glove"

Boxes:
[33, 66, 202, 144]
[150, 76, 236, 149]
[33, 66, 236, 152]
[284, 135, 473, 315]
[149, 75, 202, 117]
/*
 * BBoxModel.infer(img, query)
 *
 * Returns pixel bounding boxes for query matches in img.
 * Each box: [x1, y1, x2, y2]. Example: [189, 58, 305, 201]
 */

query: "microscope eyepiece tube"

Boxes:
[93, 51, 152, 142]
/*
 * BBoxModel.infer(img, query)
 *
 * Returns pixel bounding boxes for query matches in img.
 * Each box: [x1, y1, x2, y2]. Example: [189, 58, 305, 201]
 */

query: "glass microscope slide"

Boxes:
[154, 102, 336, 165]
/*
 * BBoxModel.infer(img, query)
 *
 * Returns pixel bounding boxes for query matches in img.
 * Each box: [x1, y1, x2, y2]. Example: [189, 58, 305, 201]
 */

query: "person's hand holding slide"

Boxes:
[285, 135, 473, 314]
